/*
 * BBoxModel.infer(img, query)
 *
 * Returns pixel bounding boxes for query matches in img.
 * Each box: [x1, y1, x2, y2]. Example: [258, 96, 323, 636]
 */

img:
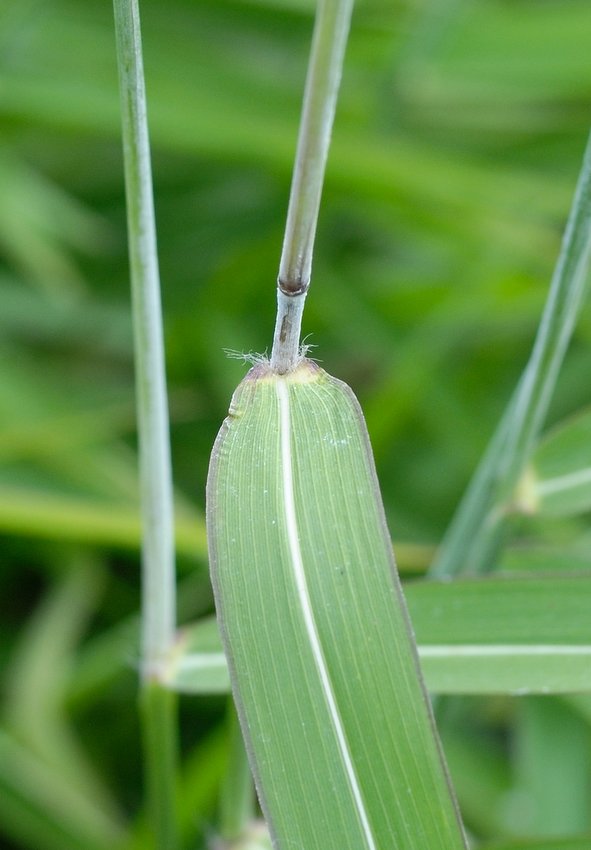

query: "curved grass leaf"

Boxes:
[207, 359, 467, 850]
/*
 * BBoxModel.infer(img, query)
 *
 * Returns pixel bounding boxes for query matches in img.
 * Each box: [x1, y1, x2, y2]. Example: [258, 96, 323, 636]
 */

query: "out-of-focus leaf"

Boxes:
[530, 408, 591, 517]
[0, 277, 132, 355]
[505, 698, 590, 837]
[408, 575, 591, 644]
[0, 1, 573, 255]
[482, 837, 591, 850]
[0, 485, 207, 556]
[165, 617, 229, 695]
[168, 575, 591, 695]
[4, 560, 123, 823]
[440, 724, 512, 840]
[0, 147, 107, 292]
[412, 575, 591, 693]
[565, 693, 591, 727]
[431, 127, 591, 577]
[500, 531, 591, 573]
[64, 616, 138, 708]
[400, 0, 591, 107]
[0, 729, 126, 850]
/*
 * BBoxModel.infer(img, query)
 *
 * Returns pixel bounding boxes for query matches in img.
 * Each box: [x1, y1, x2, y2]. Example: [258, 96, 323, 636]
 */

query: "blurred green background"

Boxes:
[2, 0, 591, 848]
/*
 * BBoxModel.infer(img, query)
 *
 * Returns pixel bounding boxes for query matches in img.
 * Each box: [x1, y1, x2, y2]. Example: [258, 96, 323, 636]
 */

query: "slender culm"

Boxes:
[113, 1, 179, 848]
[270, 0, 354, 374]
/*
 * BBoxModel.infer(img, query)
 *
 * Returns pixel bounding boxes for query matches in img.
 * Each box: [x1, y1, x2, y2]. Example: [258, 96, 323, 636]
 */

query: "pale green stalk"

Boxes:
[112, 0, 178, 846]
[270, 0, 354, 373]
[431, 131, 591, 577]
[218, 704, 255, 843]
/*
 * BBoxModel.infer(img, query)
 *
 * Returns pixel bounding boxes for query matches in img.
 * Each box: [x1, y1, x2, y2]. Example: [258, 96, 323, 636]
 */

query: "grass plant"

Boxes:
[2, 1, 591, 849]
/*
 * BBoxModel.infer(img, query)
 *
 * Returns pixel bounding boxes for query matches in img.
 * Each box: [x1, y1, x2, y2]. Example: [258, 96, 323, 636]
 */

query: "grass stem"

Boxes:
[112, 0, 176, 681]
[139, 685, 179, 850]
[218, 703, 255, 842]
[270, 0, 354, 373]
[113, 0, 179, 846]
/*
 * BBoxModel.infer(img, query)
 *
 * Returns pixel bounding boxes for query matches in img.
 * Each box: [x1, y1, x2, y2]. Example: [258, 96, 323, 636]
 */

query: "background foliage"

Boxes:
[1, 0, 591, 848]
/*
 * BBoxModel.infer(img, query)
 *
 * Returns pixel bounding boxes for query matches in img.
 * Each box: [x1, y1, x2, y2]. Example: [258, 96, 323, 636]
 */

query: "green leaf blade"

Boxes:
[532, 407, 591, 516]
[207, 360, 466, 850]
[169, 575, 591, 697]
[407, 574, 591, 694]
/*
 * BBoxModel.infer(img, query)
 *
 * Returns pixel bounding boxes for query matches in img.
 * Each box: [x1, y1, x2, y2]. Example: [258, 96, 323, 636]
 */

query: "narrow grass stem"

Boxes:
[271, 0, 354, 373]
[431, 131, 591, 578]
[218, 702, 255, 843]
[113, 1, 179, 847]
[140, 685, 179, 850]
[113, 0, 175, 681]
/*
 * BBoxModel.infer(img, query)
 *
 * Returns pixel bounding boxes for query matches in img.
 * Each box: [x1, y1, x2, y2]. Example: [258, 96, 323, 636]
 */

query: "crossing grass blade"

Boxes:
[207, 358, 467, 850]
[409, 574, 591, 694]
[169, 574, 591, 696]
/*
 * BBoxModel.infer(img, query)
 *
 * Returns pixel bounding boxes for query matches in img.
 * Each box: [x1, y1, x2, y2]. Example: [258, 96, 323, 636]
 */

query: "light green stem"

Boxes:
[431, 131, 591, 578]
[218, 702, 255, 842]
[113, 0, 178, 846]
[139, 685, 179, 850]
[271, 0, 354, 373]
[113, 0, 176, 670]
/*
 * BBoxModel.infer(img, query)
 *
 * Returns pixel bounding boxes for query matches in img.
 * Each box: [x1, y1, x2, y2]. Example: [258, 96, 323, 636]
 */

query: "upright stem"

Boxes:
[113, 0, 175, 684]
[270, 0, 354, 373]
[218, 703, 255, 843]
[113, 0, 178, 846]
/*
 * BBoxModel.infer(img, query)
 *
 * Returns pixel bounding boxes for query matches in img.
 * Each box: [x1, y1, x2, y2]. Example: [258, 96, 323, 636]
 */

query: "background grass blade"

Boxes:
[170, 575, 591, 695]
[431, 130, 591, 577]
[207, 359, 467, 850]
[482, 837, 591, 850]
[410, 574, 591, 693]
[168, 617, 230, 695]
[0, 486, 207, 555]
[168, 628, 591, 697]
[3, 559, 124, 823]
[511, 699, 590, 837]
[0, 729, 124, 850]
[528, 407, 591, 516]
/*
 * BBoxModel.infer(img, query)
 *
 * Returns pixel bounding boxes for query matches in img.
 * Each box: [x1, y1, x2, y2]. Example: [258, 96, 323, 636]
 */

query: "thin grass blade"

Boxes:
[431, 130, 591, 577]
